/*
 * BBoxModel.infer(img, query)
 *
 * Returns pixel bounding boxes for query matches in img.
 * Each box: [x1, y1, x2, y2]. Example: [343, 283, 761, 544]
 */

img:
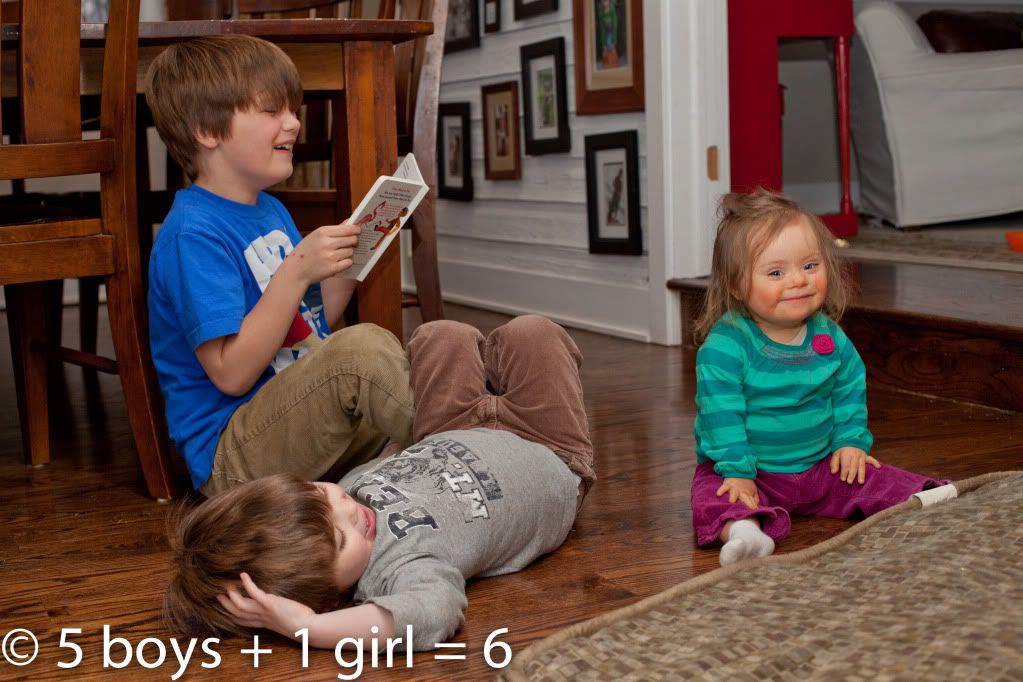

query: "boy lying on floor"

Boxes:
[164, 316, 596, 649]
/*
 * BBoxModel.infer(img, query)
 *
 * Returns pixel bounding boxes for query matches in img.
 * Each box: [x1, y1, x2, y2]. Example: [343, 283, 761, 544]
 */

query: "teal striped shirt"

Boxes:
[694, 312, 872, 479]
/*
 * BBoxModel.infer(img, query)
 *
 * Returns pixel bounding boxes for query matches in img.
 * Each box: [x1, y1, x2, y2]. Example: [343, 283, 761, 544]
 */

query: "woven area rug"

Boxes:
[499, 471, 1023, 682]
[841, 219, 1023, 273]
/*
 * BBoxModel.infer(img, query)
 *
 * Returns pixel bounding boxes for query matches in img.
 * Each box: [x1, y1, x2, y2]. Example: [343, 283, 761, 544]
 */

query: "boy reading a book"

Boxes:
[164, 316, 596, 649]
[146, 34, 414, 495]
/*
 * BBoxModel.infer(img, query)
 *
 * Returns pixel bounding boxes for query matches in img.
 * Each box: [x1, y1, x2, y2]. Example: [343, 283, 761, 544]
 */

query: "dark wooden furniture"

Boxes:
[0, 0, 176, 499]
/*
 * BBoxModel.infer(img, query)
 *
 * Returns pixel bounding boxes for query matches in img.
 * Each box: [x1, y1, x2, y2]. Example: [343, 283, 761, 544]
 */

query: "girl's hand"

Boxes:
[218, 573, 315, 639]
[830, 447, 881, 484]
[716, 477, 760, 510]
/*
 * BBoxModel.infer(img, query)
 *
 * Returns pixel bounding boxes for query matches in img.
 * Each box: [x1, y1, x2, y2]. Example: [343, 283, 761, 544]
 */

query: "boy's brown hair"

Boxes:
[164, 474, 340, 637]
[145, 34, 303, 182]
[692, 187, 850, 345]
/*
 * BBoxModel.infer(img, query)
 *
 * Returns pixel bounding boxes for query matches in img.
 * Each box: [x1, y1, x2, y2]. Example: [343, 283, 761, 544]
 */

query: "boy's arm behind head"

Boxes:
[163, 474, 339, 638]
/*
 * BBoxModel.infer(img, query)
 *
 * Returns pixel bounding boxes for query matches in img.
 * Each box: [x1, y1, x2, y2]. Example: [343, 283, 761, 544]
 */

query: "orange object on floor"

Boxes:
[1006, 231, 1023, 252]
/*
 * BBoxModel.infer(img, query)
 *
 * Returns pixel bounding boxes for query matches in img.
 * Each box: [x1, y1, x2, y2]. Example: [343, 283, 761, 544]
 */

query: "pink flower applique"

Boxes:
[811, 333, 835, 355]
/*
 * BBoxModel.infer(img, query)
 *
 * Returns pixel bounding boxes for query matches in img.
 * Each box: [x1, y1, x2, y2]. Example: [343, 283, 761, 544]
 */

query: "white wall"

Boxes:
[402, 0, 728, 344]
[405, 2, 651, 340]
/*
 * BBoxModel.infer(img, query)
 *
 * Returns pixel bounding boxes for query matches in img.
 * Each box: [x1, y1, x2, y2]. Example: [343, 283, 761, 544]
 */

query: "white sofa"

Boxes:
[850, 0, 1023, 227]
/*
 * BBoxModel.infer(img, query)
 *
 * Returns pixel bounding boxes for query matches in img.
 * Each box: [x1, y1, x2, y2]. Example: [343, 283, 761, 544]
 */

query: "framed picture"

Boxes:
[437, 102, 474, 201]
[446, 0, 481, 53]
[484, 0, 501, 32]
[514, 0, 558, 20]
[481, 81, 522, 180]
[520, 37, 570, 155]
[585, 131, 641, 255]
[572, 0, 645, 115]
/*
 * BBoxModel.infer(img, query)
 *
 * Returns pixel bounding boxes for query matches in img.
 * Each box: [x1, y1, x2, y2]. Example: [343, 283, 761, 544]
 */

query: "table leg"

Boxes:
[336, 40, 402, 339]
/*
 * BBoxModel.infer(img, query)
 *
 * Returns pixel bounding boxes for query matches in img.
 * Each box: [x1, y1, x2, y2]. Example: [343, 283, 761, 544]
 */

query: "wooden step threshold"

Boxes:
[669, 260, 1023, 413]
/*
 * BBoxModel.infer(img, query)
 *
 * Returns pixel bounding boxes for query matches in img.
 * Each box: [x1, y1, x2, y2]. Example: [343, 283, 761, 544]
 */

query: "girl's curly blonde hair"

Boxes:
[692, 187, 850, 345]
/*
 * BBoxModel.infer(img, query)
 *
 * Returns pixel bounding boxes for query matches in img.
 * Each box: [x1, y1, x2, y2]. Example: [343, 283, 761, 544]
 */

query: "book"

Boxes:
[339, 153, 430, 282]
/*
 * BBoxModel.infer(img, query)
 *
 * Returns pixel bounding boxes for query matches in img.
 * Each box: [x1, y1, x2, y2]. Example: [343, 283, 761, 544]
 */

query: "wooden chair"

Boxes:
[0, 0, 177, 499]
[160, 0, 447, 322]
[391, 0, 447, 322]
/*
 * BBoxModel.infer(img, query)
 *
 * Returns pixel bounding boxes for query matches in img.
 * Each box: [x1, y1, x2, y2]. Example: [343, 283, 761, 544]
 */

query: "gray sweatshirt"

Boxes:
[339, 428, 581, 650]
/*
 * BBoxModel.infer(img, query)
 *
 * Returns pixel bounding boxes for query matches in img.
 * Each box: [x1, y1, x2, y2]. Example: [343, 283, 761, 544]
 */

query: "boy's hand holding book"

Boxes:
[289, 220, 362, 283]
[339, 154, 429, 282]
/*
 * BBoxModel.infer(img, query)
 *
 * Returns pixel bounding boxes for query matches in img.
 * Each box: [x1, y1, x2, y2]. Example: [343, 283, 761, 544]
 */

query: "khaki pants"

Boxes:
[406, 315, 595, 494]
[200, 324, 414, 496]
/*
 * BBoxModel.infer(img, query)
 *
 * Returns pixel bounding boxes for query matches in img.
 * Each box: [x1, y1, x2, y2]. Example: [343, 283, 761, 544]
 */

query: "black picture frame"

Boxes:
[445, 0, 481, 53]
[584, 131, 641, 255]
[484, 0, 501, 32]
[437, 102, 474, 201]
[514, 0, 558, 21]
[520, 37, 570, 155]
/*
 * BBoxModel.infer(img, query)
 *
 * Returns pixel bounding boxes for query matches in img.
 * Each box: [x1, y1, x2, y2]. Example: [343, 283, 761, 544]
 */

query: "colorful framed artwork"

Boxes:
[481, 81, 522, 180]
[437, 102, 474, 201]
[446, 0, 481, 53]
[572, 0, 645, 114]
[514, 0, 558, 20]
[484, 0, 501, 32]
[584, 130, 641, 255]
[520, 37, 570, 155]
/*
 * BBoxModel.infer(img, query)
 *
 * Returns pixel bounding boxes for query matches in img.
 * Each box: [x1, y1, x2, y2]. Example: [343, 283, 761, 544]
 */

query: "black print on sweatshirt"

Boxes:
[350, 437, 505, 539]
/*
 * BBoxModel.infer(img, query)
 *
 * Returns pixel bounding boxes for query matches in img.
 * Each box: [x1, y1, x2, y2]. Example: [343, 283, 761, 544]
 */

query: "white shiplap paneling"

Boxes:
[403, 0, 651, 340]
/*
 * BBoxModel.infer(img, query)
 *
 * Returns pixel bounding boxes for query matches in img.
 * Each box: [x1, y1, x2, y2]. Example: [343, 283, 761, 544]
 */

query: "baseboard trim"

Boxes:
[424, 259, 652, 342]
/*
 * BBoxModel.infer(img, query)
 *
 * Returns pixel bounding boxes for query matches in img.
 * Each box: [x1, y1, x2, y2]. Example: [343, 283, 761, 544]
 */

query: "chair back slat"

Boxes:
[0, 139, 115, 179]
[18, 0, 82, 143]
[0, 217, 102, 243]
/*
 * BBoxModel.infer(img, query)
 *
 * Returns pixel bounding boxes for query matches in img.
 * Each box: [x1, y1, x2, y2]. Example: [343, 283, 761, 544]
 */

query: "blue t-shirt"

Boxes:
[148, 186, 330, 488]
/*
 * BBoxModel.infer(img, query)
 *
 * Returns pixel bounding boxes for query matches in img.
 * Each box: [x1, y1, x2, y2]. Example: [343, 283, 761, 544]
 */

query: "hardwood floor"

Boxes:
[0, 303, 1020, 681]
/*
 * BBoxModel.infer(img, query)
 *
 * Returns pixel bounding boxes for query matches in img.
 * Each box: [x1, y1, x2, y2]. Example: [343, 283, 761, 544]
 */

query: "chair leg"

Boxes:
[104, 271, 176, 499]
[410, 193, 444, 322]
[7, 283, 51, 466]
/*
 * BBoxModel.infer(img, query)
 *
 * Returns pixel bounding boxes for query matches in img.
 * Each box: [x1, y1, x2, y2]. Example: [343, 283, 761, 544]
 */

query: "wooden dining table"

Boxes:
[2, 17, 432, 339]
